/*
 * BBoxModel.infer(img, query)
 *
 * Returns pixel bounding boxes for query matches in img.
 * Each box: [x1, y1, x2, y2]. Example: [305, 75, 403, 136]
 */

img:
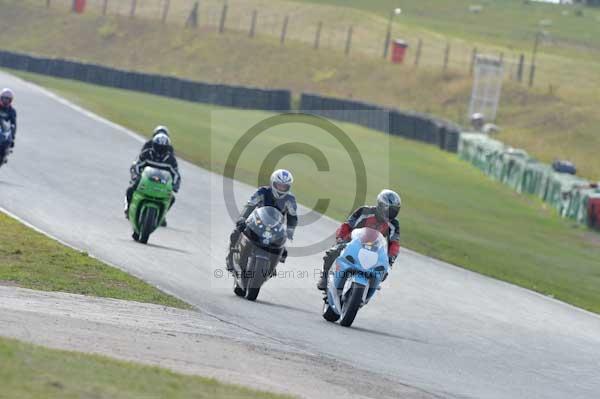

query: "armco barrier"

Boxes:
[459, 133, 600, 229]
[0, 50, 291, 112]
[300, 93, 461, 153]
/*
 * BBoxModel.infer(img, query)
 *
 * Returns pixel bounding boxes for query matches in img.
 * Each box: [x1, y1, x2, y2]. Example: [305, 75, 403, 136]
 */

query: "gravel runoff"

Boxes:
[0, 286, 435, 399]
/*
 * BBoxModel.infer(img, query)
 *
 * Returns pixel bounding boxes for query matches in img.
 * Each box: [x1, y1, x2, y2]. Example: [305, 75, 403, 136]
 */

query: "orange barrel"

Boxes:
[391, 39, 408, 64]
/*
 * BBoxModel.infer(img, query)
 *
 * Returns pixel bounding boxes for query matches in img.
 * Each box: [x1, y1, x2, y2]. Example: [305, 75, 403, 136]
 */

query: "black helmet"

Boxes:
[376, 189, 402, 221]
[152, 133, 171, 156]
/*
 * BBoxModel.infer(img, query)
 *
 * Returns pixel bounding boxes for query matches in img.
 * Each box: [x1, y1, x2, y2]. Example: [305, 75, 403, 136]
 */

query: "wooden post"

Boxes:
[102, 0, 108, 16]
[161, 0, 170, 24]
[280, 15, 289, 45]
[314, 21, 322, 50]
[517, 53, 524, 82]
[219, 4, 228, 33]
[528, 63, 536, 88]
[249, 10, 257, 38]
[414, 38, 422, 67]
[443, 42, 450, 72]
[345, 26, 353, 55]
[185, 2, 199, 28]
[129, 0, 137, 18]
[469, 48, 477, 76]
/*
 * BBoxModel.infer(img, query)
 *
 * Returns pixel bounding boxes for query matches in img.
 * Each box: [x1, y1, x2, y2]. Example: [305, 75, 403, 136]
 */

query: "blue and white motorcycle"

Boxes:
[322, 227, 389, 327]
[0, 120, 14, 168]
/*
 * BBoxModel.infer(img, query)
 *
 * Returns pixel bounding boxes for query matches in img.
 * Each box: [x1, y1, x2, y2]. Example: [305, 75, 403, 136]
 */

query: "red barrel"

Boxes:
[391, 39, 408, 64]
[73, 0, 86, 13]
[588, 196, 600, 230]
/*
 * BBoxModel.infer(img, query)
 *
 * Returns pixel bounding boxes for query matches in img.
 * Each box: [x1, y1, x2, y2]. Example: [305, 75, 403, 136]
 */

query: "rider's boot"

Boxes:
[317, 263, 331, 291]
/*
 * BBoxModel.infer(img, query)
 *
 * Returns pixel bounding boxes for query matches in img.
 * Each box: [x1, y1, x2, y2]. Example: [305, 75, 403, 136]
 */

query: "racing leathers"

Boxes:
[317, 206, 400, 290]
[125, 146, 181, 214]
[0, 104, 16, 147]
[227, 186, 298, 270]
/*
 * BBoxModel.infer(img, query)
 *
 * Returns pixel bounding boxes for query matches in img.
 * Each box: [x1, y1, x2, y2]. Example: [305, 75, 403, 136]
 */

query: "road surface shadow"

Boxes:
[145, 242, 191, 254]
[118, 238, 190, 254]
[255, 300, 313, 315]
[0, 179, 24, 188]
[351, 326, 429, 344]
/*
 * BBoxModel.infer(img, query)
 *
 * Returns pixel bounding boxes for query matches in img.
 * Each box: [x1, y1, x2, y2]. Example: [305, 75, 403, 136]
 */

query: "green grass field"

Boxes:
[0, 336, 292, 399]
[11, 70, 600, 314]
[1, 1, 599, 180]
[0, 212, 190, 308]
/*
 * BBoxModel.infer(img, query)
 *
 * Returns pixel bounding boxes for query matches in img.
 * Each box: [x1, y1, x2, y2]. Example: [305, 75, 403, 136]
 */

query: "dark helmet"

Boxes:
[153, 125, 170, 137]
[152, 133, 171, 156]
[1, 88, 14, 107]
[376, 189, 402, 222]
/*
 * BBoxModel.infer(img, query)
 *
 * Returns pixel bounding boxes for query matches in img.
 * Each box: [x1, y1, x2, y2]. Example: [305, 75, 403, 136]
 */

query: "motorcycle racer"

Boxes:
[0, 88, 17, 148]
[124, 132, 181, 221]
[317, 189, 401, 290]
[227, 169, 298, 272]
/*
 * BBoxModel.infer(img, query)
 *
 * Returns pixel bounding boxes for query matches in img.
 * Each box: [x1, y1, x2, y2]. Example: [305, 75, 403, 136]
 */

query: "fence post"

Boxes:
[528, 63, 536, 87]
[443, 42, 450, 72]
[219, 4, 228, 33]
[345, 26, 353, 55]
[186, 2, 199, 28]
[517, 54, 524, 82]
[469, 47, 477, 76]
[414, 38, 422, 67]
[280, 15, 289, 45]
[129, 0, 137, 18]
[161, 0, 170, 24]
[102, 0, 108, 15]
[314, 21, 322, 50]
[249, 10, 257, 38]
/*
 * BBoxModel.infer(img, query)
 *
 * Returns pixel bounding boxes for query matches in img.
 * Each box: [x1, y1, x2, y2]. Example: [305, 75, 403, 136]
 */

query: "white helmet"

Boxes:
[152, 133, 171, 156]
[1, 88, 14, 106]
[376, 189, 401, 221]
[153, 125, 170, 137]
[270, 169, 293, 199]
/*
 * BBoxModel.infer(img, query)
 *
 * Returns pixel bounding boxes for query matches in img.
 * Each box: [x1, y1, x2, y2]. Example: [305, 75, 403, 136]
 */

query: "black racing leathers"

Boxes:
[0, 105, 17, 146]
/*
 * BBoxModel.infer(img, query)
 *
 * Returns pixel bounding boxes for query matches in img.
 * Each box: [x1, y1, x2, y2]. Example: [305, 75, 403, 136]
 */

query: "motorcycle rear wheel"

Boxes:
[322, 301, 340, 322]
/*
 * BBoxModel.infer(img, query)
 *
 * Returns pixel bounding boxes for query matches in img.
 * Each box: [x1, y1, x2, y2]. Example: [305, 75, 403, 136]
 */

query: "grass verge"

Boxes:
[0, 336, 291, 399]
[11, 70, 600, 314]
[0, 211, 190, 309]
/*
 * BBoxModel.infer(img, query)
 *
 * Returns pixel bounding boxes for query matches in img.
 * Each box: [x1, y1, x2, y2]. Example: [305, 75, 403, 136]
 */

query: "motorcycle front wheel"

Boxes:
[339, 283, 365, 327]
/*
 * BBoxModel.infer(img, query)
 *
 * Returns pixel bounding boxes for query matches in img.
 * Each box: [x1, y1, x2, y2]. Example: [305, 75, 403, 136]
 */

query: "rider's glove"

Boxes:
[235, 219, 246, 232]
[388, 256, 396, 268]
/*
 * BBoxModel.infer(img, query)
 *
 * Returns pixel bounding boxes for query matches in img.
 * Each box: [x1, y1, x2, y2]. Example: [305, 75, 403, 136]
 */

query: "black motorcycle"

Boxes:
[228, 206, 287, 301]
[0, 121, 13, 168]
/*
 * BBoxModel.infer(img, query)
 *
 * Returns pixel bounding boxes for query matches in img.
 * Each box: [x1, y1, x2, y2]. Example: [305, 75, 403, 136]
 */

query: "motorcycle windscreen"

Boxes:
[142, 167, 172, 185]
[246, 206, 287, 248]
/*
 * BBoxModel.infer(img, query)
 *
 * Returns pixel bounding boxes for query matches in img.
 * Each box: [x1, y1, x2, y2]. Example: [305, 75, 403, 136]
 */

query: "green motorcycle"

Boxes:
[128, 167, 174, 244]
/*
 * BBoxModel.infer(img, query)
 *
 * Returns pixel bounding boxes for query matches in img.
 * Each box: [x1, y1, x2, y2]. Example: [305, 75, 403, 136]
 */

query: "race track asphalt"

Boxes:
[1, 70, 599, 399]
